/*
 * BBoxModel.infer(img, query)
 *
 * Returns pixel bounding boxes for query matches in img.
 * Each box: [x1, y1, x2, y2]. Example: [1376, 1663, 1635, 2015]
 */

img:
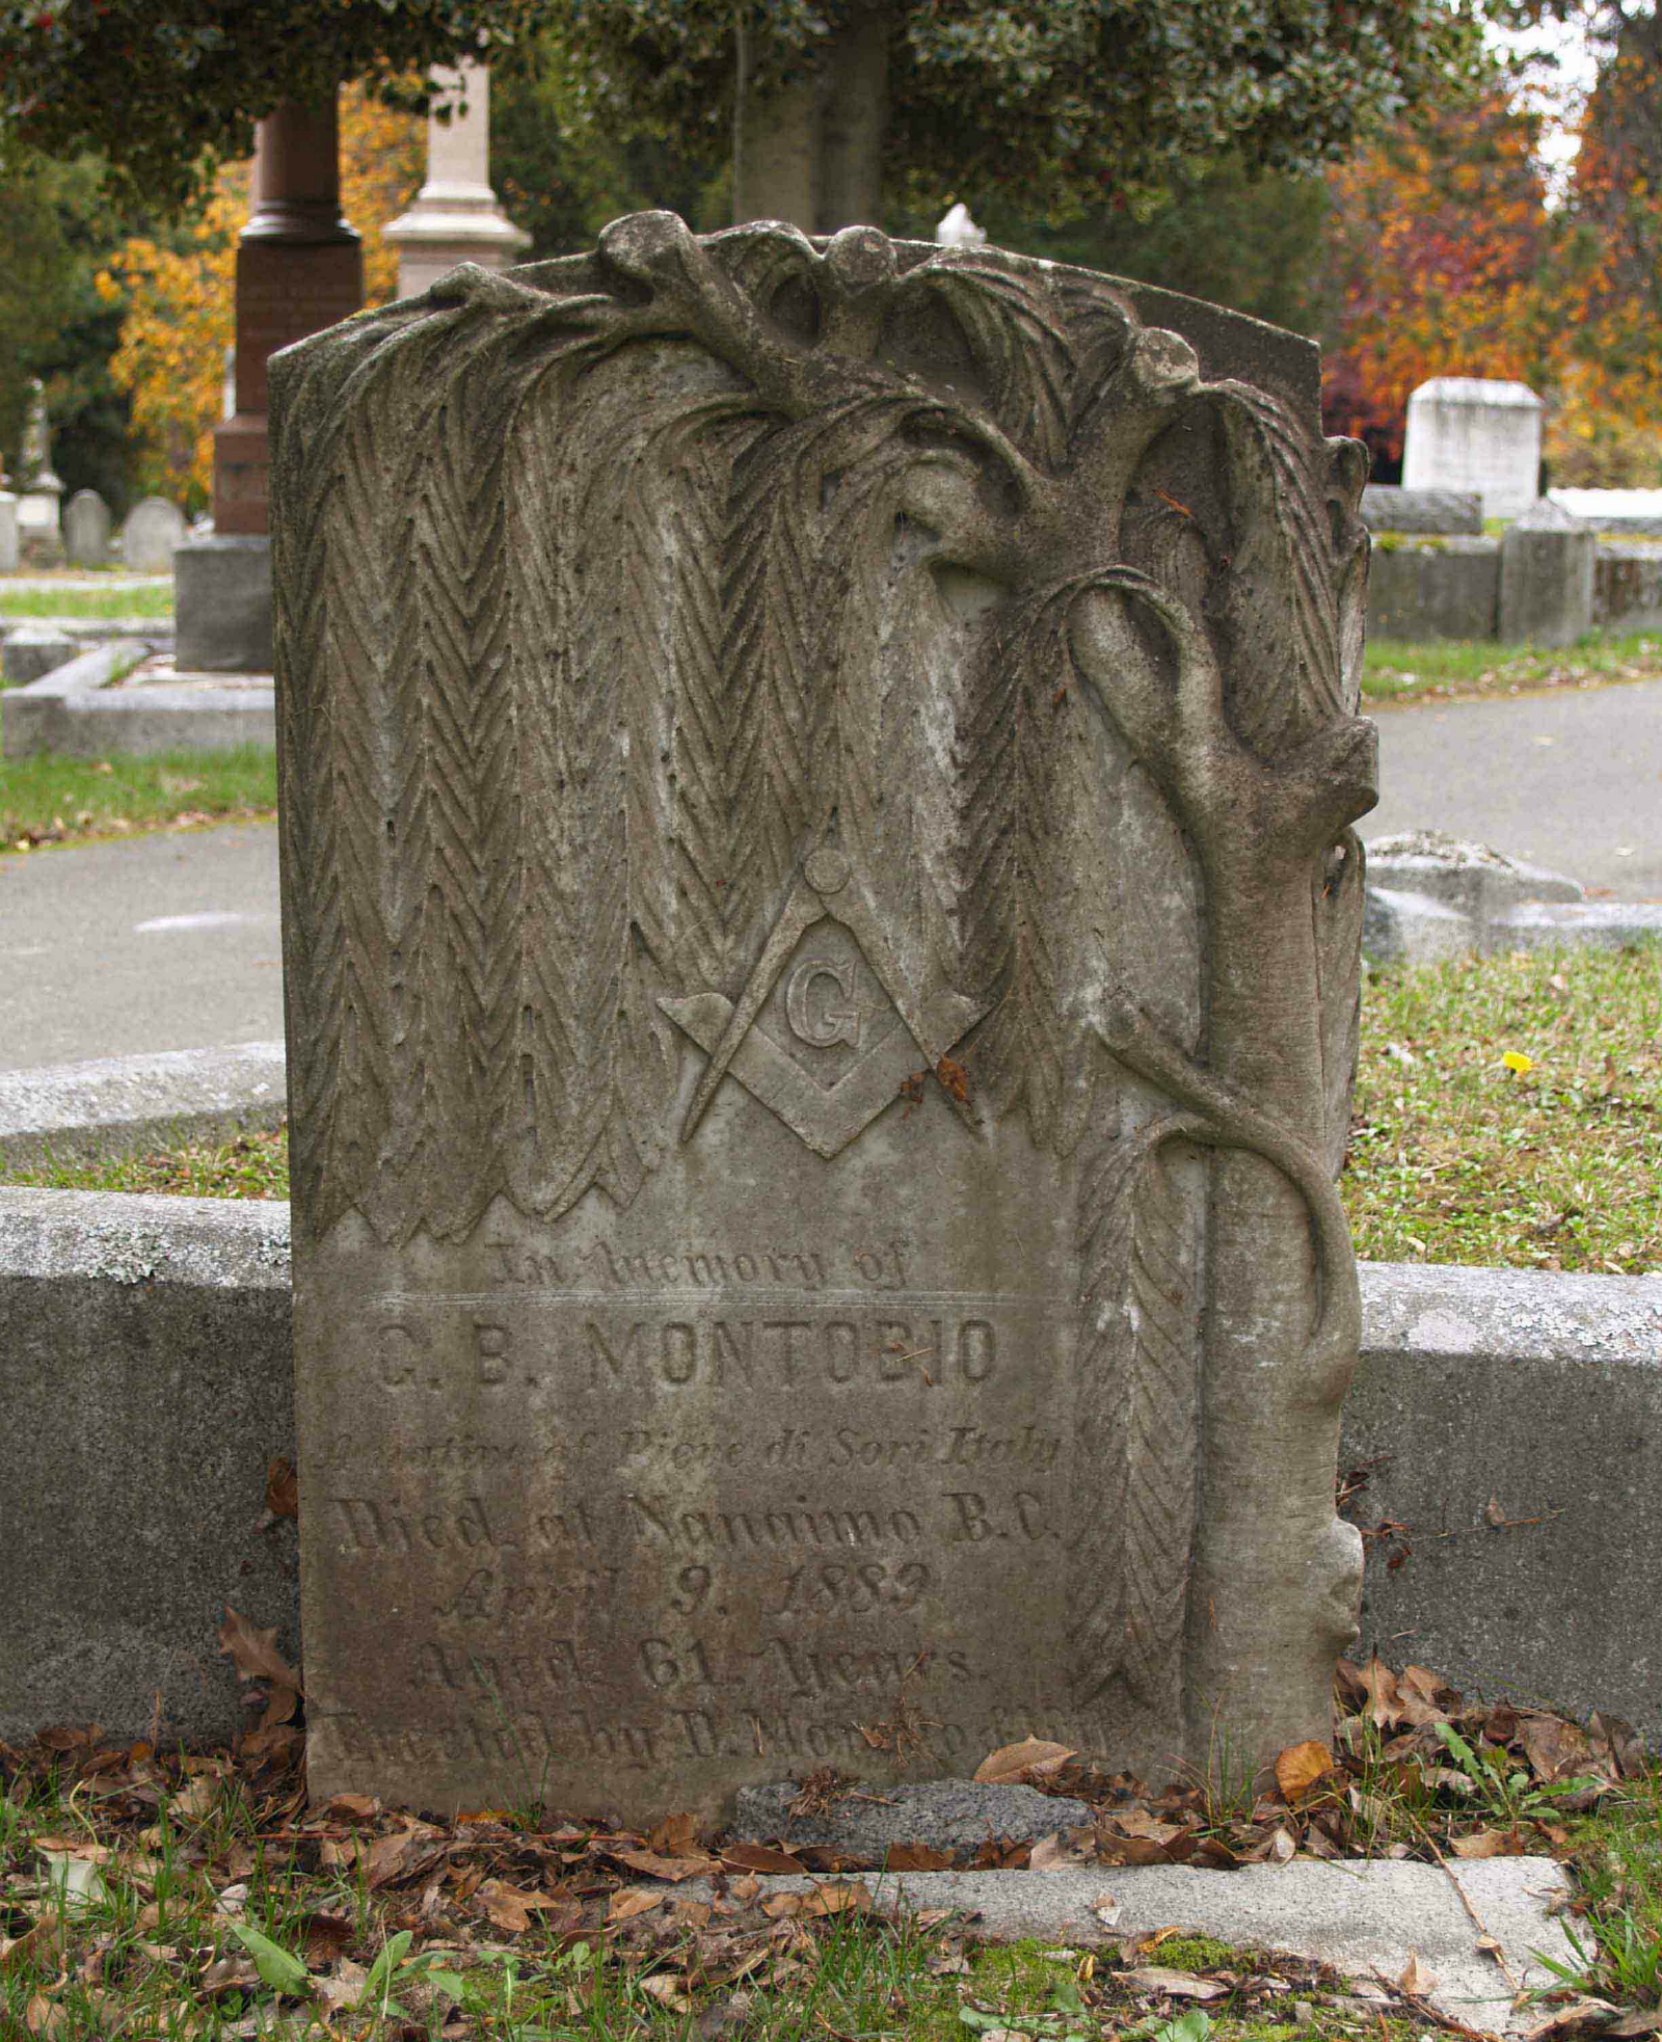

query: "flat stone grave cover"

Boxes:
[271, 214, 1376, 1820]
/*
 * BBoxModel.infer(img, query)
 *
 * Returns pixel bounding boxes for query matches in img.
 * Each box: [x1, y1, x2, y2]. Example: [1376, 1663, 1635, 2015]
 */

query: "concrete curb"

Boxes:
[0, 1188, 294, 1747]
[0, 1041, 287, 1171]
[680, 1860, 1578, 2034]
[1351, 1260, 1662, 1730]
[1, 1186, 1659, 1754]
[1, 640, 273, 757]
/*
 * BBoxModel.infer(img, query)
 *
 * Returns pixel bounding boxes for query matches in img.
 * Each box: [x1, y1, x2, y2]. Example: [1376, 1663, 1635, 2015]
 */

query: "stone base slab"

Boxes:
[1, 640, 273, 757]
[684, 1860, 1578, 2034]
[0, 1042, 286, 1171]
[0, 1188, 294, 1747]
[173, 534, 272, 672]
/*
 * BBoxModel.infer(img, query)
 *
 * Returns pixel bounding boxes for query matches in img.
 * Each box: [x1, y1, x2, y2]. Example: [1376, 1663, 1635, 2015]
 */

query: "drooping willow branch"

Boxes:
[1089, 986, 1359, 1410]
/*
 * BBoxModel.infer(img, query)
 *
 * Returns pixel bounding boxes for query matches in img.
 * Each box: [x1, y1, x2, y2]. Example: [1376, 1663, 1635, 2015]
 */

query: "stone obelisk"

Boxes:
[175, 95, 363, 671]
[385, 62, 528, 298]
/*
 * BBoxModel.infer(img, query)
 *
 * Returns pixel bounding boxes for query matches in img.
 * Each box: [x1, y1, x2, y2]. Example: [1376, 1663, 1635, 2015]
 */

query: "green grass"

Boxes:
[1362, 630, 1662, 706]
[1554, 1773, 1662, 2006]
[1346, 942, 1662, 1275]
[9, 1126, 288, 1200]
[18, 944, 1658, 1281]
[0, 745, 276, 853]
[0, 581, 172, 619]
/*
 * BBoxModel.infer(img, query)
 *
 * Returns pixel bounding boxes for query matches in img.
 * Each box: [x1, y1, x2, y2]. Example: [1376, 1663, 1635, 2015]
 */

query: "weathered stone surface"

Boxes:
[1361, 884, 1473, 968]
[679, 1860, 1578, 2035]
[1349, 1261, 1662, 1736]
[271, 216, 1374, 1820]
[731, 1779, 1091, 1856]
[0, 1041, 287, 1172]
[1550, 486, 1662, 536]
[1594, 539, 1662, 634]
[0, 1188, 295, 1746]
[1500, 499, 1595, 648]
[174, 533, 273, 672]
[1366, 536, 1499, 641]
[1, 642, 272, 760]
[120, 495, 187, 572]
[1365, 830, 1582, 921]
[62, 487, 112, 566]
[2, 623, 78, 686]
[1402, 377, 1541, 521]
[2, 1200, 1659, 1755]
[1359, 485, 1482, 535]
[1488, 898, 1662, 952]
[0, 492, 18, 573]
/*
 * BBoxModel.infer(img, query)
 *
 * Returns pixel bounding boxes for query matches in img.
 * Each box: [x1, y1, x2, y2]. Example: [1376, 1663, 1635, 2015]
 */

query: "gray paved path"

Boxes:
[0, 679, 1656, 1071]
[0, 823, 283, 1072]
[1365, 677, 1662, 899]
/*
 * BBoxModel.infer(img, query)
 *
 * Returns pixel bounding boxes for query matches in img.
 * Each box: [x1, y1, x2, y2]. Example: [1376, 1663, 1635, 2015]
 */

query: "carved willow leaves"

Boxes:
[270, 218, 1366, 1243]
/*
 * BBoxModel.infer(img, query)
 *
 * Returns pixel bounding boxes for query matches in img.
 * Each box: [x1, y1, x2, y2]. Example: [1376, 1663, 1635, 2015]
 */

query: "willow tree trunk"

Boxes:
[731, 6, 890, 232]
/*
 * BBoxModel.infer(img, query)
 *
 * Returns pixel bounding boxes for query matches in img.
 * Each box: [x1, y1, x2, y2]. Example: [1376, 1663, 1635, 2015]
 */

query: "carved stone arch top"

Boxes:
[272, 213, 1375, 1822]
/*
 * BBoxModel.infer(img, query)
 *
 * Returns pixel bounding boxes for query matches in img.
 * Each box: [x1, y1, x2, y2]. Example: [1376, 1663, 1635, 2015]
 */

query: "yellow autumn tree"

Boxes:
[99, 87, 423, 510]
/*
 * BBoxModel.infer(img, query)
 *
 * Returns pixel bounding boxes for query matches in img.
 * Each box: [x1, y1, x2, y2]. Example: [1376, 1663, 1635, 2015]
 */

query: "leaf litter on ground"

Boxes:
[1, 1647, 1656, 2038]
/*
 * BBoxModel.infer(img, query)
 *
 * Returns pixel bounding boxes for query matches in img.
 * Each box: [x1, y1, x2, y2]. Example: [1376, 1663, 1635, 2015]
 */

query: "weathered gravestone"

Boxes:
[63, 488, 112, 567]
[121, 496, 187, 572]
[271, 214, 1376, 1821]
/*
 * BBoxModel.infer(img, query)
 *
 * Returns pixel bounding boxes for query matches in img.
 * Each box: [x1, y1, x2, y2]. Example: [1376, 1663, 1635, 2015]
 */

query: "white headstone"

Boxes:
[121, 496, 188, 572]
[0, 494, 17, 575]
[63, 488, 113, 567]
[384, 62, 530, 298]
[1402, 378, 1542, 521]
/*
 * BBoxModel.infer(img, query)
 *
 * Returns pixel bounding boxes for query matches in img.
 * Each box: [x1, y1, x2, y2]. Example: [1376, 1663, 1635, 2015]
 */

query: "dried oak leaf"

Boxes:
[474, 1879, 563, 1934]
[217, 1607, 302, 1696]
[973, 1737, 1075, 1785]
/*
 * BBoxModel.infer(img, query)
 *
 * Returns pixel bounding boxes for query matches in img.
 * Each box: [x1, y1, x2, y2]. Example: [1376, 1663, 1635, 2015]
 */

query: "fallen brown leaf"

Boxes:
[264, 1457, 298, 1519]
[608, 1886, 667, 1924]
[884, 1842, 955, 1872]
[474, 1878, 570, 1934]
[974, 1737, 1075, 1785]
[1274, 1739, 1335, 1802]
[217, 1607, 302, 1695]
[641, 1973, 694, 2014]
[649, 1812, 700, 1858]
[722, 1843, 809, 1876]
[612, 1847, 719, 1883]
[1123, 1967, 1227, 2001]
[1398, 1953, 1438, 1996]
[1450, 1829, 1521, 1860]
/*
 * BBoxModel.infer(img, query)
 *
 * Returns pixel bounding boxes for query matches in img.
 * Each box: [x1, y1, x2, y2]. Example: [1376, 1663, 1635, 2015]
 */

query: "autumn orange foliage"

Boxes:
[98, 87, 422, 509]
[1323, 33, 1662, 488]
[1322, 91, 1550, 466]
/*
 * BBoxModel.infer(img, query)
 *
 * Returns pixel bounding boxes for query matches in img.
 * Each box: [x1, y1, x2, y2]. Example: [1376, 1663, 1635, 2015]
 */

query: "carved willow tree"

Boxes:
[273, 214, 1373, 1769]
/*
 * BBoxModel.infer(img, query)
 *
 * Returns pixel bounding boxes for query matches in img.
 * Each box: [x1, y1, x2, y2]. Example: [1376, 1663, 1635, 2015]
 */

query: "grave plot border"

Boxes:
[2, 1182, 1657, 1756]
